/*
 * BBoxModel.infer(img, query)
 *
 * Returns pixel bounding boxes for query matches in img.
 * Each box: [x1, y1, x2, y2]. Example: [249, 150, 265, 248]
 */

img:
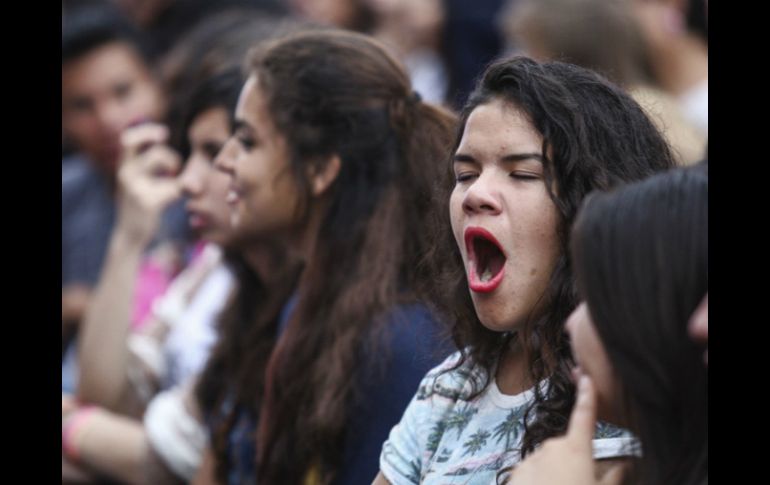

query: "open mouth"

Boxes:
[464, 227, 507, 293]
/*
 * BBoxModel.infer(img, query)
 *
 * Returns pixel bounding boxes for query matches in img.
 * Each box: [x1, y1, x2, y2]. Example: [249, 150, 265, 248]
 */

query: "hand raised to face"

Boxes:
[508, 373, 626, 485]
[116, 122, 183, 245]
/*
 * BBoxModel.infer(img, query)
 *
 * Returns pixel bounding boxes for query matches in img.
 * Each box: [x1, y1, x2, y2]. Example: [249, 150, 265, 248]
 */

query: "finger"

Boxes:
[566, 374, 597, 444]
[688, 293, 708, 341]
[138, 145, 182, 178]
[120, 123, 170, 160]
[597, 461, 627, 485]
[150, 181, 184, 208]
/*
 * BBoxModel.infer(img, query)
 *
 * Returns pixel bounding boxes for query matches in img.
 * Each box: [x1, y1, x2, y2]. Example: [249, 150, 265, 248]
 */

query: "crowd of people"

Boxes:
[62, 1, 707, 484]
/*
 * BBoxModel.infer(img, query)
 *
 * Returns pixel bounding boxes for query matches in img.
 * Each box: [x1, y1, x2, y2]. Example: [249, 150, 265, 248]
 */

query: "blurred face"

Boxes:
[289, 0, 359, 28]
[450, 98, 561, 332]
[565, 302, 621, 423]
[62, 42, 164, 173]
[215, 75, 300, 243]
[178, 107, 233, 246]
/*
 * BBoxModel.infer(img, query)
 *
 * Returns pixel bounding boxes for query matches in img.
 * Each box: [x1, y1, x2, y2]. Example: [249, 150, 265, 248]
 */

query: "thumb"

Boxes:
[597, 461, 627, 485]
[566, 374, 598, 446]
[147, 180, 183, 209]
[120, 123, 170, 161]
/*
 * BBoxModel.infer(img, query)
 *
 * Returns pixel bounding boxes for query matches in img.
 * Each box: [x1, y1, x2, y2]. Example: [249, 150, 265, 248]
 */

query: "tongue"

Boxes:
[475, 237, 505, 282]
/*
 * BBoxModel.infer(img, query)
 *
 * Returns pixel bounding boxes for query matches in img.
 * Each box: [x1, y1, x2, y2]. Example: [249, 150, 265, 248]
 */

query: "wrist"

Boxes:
[111, 224, 154, 255]
[62, 405, 100, 462]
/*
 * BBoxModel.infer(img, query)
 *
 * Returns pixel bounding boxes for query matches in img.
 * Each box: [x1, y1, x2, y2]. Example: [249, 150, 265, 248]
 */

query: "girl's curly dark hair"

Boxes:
[420, 56, 676, 463]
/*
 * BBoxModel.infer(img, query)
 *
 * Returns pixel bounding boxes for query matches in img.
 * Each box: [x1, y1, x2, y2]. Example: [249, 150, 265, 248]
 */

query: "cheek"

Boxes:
[131, 83, 161, 114]
[239, 161, 262, 194]
[529, 204, 561, 267]
[448, 190, 464, 246]
[210, 176, 231, 208]
[64, 115, 98, 139]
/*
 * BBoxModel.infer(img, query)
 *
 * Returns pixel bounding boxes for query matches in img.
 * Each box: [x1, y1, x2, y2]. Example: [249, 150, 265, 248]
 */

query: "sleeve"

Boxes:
[126, 329, 168, 407]
[591, 421, 642, 459]
[379, 389, 429, 485]
[143, 382, 208, 482]
[124, 248, 209, 400]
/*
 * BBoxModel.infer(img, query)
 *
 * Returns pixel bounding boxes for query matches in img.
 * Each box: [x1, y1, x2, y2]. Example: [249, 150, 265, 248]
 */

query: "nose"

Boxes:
[214, 137, 237, 176]
[96, 100, 127, 135]
[179, 157, 204, 197]
[565, 302, 585, 337]
[462, 175, 502, 215]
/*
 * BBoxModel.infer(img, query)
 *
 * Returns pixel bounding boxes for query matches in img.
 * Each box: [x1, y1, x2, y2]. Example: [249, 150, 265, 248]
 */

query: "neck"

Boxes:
[290, 199, 328, 265]
[241, 243, 285, 285]
[495, 336, 534, 395]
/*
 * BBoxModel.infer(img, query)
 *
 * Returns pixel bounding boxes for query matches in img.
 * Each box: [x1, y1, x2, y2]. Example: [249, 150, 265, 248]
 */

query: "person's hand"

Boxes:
[688, 293, 708, 366]
[508, 374, 626, 485]
[116, 123, 183, 245]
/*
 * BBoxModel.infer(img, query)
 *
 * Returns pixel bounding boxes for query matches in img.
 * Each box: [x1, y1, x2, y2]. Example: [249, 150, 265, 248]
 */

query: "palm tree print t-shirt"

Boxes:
[380, 351, 638, 485]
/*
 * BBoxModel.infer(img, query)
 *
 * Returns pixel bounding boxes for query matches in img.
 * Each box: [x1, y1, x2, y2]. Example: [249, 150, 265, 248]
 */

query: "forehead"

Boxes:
[235, 75, 280, 137]
[458, 98, 542, 154]
[236, 75, 262, 115]
[62, 42, 152, 95]
[189, 107, 230, 137]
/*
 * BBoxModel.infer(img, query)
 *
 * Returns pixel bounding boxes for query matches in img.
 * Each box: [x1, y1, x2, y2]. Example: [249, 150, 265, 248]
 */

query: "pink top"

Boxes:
[131, 241, 206, 331]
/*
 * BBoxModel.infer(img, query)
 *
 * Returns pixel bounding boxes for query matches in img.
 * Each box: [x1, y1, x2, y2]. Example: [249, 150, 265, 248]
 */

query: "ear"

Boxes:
[308, 154, 341, 197]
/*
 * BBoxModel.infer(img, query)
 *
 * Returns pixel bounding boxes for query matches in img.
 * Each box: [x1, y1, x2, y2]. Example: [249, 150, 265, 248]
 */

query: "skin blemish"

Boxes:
[530, 268, 537, 276]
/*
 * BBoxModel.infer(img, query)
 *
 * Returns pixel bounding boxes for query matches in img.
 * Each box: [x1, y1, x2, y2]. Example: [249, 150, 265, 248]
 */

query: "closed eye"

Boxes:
[509, 172, 540, 181]
[236, 134, 256, 150]
[113, 82, 133, 100]
[201, 142, 224, 161]
[455, 172, 478, 183]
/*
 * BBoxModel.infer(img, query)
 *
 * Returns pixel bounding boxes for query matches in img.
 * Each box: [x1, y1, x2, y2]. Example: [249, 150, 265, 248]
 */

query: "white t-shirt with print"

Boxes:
[380, 351, 638, 485]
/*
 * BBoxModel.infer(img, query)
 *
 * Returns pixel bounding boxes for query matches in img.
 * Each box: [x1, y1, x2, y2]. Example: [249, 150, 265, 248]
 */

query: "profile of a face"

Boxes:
[178, 107, 233, 246]
[565, 302, 621, 424]
[214, 76, 301, 243]
[449, 98, 560, 332]
[62, 41, 164, 173]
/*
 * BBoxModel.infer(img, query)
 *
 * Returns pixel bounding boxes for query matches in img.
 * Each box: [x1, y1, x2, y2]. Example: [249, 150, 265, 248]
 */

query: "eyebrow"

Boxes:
[232, 119, 253, 134]
[453, 152, 545, 164]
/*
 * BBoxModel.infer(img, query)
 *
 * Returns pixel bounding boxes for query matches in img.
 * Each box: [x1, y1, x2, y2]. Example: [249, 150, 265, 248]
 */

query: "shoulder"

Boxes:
[62, 154, 99, 191]
[381, 304, 453, 363]
[62, 155, 109, 211]
[412, 350, 487, 404]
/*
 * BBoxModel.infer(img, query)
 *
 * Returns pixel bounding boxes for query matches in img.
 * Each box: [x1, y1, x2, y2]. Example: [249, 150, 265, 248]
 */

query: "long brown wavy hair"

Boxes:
[418, 56, 677, 470]
[202, 30, 457, 484]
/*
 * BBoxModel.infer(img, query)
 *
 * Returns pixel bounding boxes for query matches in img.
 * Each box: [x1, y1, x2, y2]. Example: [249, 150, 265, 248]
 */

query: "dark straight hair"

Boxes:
[571, 163, 708, 484]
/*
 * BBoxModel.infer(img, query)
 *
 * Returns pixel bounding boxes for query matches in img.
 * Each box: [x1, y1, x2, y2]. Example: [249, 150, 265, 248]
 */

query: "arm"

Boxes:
[190, 447, 219, 485]
[76, 123, 182, 412]
[62, 400, 187, 485]
[63, 405, 149, 485]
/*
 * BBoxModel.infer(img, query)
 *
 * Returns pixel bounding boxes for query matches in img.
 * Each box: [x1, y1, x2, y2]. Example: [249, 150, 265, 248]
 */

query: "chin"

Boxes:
[473, 300, 517, 334]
